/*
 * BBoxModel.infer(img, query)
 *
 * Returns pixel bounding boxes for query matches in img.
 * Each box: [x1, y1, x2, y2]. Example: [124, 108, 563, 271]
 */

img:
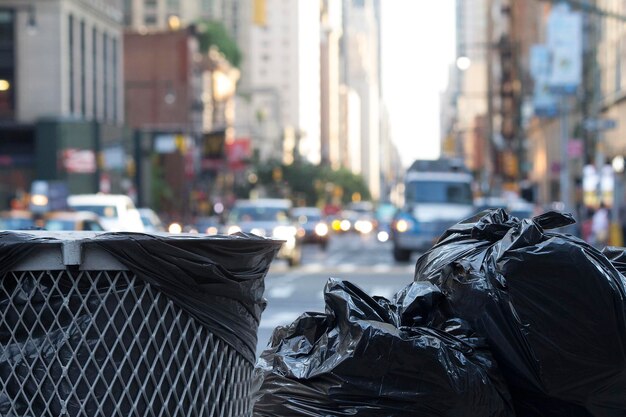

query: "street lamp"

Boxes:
[456, 56, 472, 71]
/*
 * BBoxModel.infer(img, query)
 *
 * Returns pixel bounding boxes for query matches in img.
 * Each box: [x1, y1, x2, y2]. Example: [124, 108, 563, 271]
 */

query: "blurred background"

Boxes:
[0, 0, 624, 240]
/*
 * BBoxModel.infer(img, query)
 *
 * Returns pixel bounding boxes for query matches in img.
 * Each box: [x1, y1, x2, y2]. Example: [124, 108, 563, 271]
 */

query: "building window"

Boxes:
[103, 32, 108, 121]
[201, 0, 211, 13]
[80, 20, 86, 117]
[145, 0, 157, 6]
[144, 13, 157, 25]
[0, 9, 15, 120]
[69, 14, 75, 114]
[123, 1, 132, 26]
[93, 27, 97, 118]
[167, 0, 180, 9]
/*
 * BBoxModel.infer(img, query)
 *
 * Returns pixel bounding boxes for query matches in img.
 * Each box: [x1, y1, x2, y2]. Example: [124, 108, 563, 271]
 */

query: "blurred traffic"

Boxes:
[0, 158, 565, 268]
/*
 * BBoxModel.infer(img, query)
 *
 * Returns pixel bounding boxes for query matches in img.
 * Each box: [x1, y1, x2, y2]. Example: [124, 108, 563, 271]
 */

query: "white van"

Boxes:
[67, 194, 145, 232]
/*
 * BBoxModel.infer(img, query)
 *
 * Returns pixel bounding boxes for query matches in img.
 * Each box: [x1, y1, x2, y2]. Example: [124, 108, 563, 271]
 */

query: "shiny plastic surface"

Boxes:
[414, 209, 626, 416]
[254, 278, 515, 416]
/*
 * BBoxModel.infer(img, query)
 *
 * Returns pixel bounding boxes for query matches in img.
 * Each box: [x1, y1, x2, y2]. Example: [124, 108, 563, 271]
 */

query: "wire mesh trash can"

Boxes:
[0, 231, 282, 417]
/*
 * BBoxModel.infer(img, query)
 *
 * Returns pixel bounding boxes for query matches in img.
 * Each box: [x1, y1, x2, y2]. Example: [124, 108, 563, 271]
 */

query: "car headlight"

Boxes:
[377, 230, 389, 242]
[314, 222, 329, 237]
[205, 226, 219, 235]
[340, 219, 351, 231]
[394, 219, 413, 233]
[168, 222, 182, 233]
[354, 219, 373, 234]
[273, 225, 297, 240]
[31, 194, 48, 207]
[250, 227, 267, 236]
[227, 225, 242, 235]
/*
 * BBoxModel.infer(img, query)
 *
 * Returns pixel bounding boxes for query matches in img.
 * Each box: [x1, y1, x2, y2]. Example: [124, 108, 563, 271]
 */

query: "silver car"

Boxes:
[224, 199, 303, 266]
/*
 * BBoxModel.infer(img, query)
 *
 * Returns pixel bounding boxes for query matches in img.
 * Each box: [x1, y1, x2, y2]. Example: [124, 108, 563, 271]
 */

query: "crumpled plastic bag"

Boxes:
[253, 278, 515, 417]
[414, 209, 626, 416]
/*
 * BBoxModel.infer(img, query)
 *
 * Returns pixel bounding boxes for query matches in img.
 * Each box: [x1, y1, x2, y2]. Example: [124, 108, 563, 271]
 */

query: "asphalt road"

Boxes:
[256, 232, 421, 357]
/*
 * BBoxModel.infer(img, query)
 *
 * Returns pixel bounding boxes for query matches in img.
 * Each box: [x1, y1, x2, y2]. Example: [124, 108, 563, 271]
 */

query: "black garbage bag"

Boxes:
[414, 209, 626, 416]
[253, 278, 515, 417]
[603, 246, 626, 277]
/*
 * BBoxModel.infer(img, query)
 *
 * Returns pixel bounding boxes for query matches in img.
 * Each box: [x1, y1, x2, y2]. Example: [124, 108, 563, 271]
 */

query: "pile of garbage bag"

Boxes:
[254, 209, 626, 417]
[254, 279, 515, 416]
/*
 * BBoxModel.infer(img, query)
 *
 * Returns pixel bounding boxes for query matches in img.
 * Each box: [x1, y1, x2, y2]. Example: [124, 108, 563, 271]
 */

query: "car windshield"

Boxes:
[71, 205, 118, 218]
[44, 219, 76, 231]
[229, 206, 289, 222]
[376, 205, 396, 222]
[140, 215, 155, 227]
[296, 213, 321, 223]
[406, 180, 473, 205]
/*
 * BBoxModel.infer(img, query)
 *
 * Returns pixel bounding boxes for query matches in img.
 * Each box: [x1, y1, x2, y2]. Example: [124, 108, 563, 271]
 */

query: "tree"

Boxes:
[195, 20, 242, 68]
[254, 160, 371, 206]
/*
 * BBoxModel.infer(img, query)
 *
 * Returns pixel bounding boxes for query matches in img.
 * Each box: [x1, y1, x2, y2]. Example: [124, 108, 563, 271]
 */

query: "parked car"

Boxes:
[42, 211, 106, 231]
[329, 211, 353, 234]
[292, 206, 330, 249]
[225, 199, 303, 266]
[67, 194, 145, 232]
[137, 208, 165, 232]
[0, 210, 36, 230]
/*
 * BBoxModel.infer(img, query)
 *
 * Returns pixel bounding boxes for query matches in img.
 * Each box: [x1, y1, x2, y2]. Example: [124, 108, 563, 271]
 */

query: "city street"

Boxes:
[256, 232, 419, 357]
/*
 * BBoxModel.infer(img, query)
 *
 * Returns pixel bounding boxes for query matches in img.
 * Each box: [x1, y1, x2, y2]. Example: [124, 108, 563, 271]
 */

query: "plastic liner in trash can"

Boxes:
[254, 278, 515, 417]
[0, 231, 282, 416]
[414, 209, 626, 416]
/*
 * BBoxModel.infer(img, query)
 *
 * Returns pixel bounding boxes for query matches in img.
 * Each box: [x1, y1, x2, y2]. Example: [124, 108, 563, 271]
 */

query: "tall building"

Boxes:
[248, 0, 321, 164]
[342, 0, 381, 200]
[124, 28, 210, 214]
[454, 0, 489, 180]
[122, 0, 250, 90]
[2, 0, 123, 123]
[339, 84, 361, 172]
[0, 0, 127, 205]
[320, 0, 342, 169]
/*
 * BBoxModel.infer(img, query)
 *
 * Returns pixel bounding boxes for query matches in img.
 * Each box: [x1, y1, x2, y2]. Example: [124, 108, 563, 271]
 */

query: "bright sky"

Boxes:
[381, 1, 456, 167]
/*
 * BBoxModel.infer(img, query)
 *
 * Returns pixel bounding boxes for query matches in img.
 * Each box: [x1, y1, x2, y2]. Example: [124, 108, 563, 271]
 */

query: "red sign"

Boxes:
[63, 149, 96, 174]
[226, 138, 251, 171]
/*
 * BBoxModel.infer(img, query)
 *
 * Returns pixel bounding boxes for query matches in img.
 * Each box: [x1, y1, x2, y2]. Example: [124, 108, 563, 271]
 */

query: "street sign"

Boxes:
[583, 118, 617, 131]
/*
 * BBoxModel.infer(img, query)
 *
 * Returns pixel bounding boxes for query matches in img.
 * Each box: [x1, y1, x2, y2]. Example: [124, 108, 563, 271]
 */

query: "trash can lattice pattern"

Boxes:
[0, 268, 253, 416]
